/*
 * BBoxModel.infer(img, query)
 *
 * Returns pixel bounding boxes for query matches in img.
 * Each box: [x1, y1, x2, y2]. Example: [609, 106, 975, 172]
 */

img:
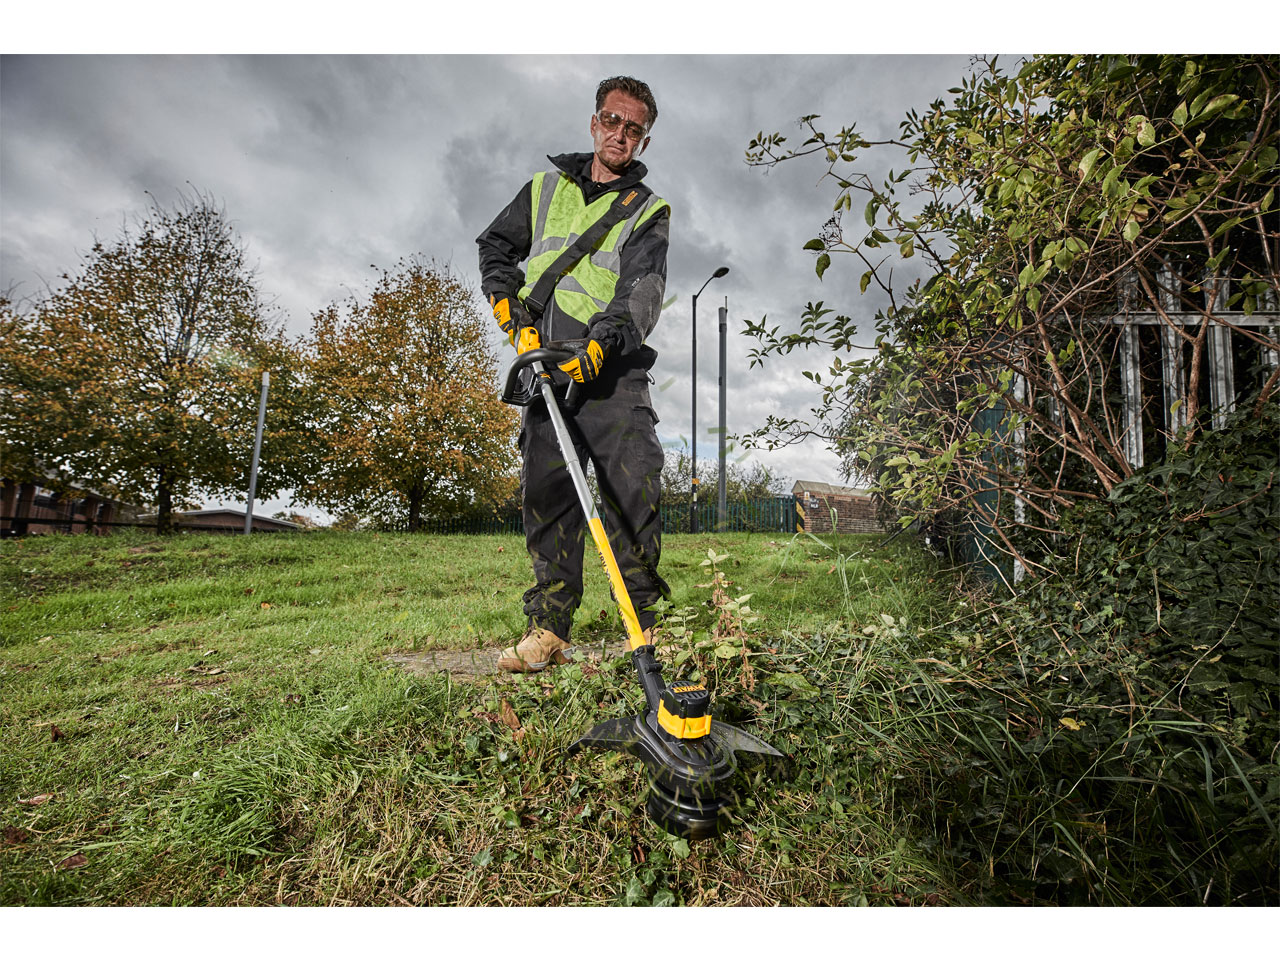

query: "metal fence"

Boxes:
[658, 496, 797, 534]
[418, 496, 798, 536]
[4, 497, 799, 537]
[0, 515, 276, 536]
[419, 513, 525, 535]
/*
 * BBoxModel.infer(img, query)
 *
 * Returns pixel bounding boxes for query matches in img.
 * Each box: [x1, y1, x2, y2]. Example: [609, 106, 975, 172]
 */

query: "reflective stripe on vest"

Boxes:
[518, 168, 669, 327]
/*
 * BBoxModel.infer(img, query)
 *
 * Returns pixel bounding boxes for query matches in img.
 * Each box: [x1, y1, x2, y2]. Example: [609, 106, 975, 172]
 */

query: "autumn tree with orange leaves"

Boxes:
[300, 258, 518, 531]
[0, 192, 307, 533]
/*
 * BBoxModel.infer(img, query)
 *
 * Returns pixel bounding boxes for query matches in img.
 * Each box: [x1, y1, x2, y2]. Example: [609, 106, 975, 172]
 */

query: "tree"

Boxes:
[301, 257, 519, 531]
[659, 446, 789, 506]
[0, 192, 304, 533]
[743, 55, 1279, 574]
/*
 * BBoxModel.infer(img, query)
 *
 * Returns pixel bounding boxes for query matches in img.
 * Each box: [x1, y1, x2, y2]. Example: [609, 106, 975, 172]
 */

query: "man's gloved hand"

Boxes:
[557, 338, 608, 384]
[490, 294, 533, 347]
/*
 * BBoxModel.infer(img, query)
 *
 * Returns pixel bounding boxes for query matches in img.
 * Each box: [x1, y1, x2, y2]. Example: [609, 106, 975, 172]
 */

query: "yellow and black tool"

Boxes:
[501, 341, 791, 840]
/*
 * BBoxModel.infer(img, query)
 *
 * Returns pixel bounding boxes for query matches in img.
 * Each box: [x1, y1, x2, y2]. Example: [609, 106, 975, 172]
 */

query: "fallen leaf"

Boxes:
[186, 665, 225, 676]
[497, 546, 504, 553]
[50, 724, 64, 742]
[498, 700, 524, 740]
[260, 602, 271, 610]
[281, 694, 302, 704]
[243, 587, 254, 596]
[17, 793, 54, 806]
[3, 826, 31, 844]
[55, 853, 87, 871]
[1059, 716, 1083, 731]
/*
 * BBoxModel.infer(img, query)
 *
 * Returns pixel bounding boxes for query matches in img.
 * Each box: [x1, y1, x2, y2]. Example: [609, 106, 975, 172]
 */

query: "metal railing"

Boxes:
[415, 496, 798, 536]
[3, 497, 801, 537]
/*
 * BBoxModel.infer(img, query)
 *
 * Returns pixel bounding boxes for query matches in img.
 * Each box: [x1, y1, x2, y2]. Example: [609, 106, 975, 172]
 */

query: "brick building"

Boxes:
[1, 478, 141, 537]
[792, 481, 883, 534]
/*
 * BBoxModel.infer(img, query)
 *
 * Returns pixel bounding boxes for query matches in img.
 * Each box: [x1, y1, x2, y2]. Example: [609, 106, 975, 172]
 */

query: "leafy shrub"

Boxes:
[910, 396, 1278, 903]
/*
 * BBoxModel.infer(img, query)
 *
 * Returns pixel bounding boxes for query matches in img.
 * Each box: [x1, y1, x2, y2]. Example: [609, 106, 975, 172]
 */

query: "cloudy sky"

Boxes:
[3, 7, 1204, 518]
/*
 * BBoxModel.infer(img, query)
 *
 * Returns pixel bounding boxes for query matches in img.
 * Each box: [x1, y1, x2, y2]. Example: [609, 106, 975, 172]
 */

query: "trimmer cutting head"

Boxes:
[567, 648, 792, 840]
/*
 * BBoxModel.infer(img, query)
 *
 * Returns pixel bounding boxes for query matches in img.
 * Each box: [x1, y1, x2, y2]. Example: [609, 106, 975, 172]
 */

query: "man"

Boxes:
[477, 76, 671, 673]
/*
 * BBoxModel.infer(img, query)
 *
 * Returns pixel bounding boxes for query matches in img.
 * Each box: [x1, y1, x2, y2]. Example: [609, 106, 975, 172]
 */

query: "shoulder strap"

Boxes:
[523, 181, 653, 319]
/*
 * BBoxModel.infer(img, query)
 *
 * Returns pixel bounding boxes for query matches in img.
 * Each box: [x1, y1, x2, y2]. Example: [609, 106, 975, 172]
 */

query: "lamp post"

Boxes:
[718, 300, 728, 532]
[691, 266, 729, 534]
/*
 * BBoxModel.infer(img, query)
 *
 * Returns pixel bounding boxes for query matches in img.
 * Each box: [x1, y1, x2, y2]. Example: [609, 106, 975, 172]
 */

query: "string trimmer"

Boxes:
[501, 336, 792, 840]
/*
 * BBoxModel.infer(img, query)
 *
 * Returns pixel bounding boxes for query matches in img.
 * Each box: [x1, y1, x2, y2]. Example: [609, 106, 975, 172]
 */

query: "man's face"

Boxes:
[590, 90, 651, 175]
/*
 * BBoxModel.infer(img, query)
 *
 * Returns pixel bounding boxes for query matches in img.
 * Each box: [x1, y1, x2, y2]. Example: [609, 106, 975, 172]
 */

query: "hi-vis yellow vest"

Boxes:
[518, 168, 669, 330]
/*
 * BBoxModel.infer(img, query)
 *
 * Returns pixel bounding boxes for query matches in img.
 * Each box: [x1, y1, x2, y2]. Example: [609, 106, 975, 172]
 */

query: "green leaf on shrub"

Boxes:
[1199, 93, 1239, 118]
[816, 253, 831, 279]
[1136, 118, 1156, 147]
[1079, 147, 1102, 179]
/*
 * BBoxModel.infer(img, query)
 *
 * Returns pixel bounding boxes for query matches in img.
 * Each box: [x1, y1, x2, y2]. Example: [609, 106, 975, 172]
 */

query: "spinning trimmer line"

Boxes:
[501, 331, 792, 840]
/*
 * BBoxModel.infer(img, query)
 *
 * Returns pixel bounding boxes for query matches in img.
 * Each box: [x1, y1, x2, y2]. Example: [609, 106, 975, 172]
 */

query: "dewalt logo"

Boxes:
[672, 684, 705, 694]
[622, 190, 638, 206]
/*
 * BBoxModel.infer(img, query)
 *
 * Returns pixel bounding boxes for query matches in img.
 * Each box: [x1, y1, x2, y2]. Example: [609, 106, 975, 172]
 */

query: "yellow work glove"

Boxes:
[557, 338, 607, 384]
[490, 294, 533, 348]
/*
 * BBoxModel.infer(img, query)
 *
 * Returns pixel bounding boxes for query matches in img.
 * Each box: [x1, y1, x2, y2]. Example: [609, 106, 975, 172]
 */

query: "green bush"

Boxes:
[909, 396, 1278, 903]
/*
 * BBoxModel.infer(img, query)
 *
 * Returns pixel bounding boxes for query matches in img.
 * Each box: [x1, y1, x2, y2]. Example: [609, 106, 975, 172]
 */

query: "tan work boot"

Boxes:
[497, 627, 573, 674]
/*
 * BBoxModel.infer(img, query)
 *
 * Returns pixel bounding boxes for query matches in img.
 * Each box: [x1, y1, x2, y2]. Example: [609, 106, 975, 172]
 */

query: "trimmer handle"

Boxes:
[501, 345, 581, 407]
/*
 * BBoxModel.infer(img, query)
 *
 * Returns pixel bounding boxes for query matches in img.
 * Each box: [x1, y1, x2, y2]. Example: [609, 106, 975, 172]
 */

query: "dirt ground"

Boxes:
[385, 638, 631, 680]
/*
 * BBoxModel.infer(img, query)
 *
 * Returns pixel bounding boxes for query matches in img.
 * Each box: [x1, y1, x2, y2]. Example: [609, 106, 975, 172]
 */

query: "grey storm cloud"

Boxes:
[1, 53, 979, 513]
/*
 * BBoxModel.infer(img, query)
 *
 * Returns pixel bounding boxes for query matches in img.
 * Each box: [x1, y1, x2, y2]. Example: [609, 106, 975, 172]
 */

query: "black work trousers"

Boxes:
[520, 372, 668, 641]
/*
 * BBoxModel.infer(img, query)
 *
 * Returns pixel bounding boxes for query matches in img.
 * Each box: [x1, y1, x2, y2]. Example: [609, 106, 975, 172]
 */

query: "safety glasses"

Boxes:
[595, 110, 648, 142]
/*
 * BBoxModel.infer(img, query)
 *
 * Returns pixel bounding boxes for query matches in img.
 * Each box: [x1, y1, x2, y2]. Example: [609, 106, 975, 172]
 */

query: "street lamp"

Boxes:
[691, 266, 729, 534]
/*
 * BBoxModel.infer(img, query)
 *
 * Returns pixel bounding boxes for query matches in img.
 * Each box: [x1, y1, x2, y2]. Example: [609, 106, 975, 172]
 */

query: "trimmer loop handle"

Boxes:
[501, 345, 580, 407]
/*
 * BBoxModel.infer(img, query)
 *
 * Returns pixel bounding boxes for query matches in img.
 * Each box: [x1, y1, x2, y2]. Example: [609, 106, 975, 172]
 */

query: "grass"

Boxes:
[1, 527, 962, 906]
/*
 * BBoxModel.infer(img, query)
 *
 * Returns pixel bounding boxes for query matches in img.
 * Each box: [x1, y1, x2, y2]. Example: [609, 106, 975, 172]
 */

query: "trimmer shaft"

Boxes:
[500, 347, 791, 839]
